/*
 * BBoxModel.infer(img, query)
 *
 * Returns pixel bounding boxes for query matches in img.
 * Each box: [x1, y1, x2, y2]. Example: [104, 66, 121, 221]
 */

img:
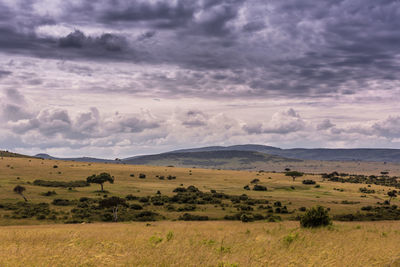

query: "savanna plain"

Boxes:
[2, 156, 400, 266]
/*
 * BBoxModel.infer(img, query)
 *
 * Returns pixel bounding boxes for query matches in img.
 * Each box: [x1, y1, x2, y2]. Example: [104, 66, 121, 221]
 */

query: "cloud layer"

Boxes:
[1, 0, 400, 156]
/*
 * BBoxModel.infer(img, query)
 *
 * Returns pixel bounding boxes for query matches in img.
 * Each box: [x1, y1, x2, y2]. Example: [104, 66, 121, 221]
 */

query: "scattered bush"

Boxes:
[139, 174, 146, 179]
[302, 180, 316, 185]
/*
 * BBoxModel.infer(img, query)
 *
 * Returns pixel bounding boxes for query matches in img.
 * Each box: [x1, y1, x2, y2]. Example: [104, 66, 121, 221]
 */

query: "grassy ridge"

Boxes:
[0, 150, 34, 158]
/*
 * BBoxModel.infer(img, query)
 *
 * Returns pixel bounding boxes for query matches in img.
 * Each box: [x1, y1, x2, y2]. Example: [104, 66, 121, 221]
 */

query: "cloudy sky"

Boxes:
[1, 0, 400, 158]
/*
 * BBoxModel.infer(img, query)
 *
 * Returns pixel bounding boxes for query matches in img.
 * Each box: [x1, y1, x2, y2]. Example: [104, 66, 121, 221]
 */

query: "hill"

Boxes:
[0, 150, 35, 158]
[169, 144, 400, 162]
[35, 153, 116, 163]
[122, 150, 301, 169]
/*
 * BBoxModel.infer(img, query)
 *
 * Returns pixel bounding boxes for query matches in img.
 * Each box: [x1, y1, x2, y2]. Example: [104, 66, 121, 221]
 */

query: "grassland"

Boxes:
[2, 156, 400, 266]
[0, 156, 397, 225]
[2, 221, 400, 266]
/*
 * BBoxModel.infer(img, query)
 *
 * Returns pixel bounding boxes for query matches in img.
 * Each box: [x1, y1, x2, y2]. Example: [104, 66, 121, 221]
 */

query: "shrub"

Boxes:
[243, 185, 250, 190]
[40, 191, 57, 196]
[125, 194, 137, 200]
[252, 184, 267, 191]
[33, 179, 89, 188]
[52, 199, 75, 206]
[302, 180, 316, 185]
[300, 206, 331, 228]
[178, 213, 208, 221]
[299, 207, 306, 212]
[250, 179, 260, 184]
[173, 187, 187, 193]
[130, 204, 143, 210]
[240, 214, 254, 222]
[359, 187, 375, 194]
[139, 174, 146, 179]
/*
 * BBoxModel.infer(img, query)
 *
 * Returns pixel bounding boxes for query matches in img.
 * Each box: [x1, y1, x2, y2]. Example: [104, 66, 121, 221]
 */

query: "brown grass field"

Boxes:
[1, 156, 400, 266]
[2, 221, 400, 266]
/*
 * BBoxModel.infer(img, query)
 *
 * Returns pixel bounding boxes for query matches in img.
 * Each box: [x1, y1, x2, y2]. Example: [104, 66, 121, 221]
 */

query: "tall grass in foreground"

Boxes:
[1, 221, 400, 266]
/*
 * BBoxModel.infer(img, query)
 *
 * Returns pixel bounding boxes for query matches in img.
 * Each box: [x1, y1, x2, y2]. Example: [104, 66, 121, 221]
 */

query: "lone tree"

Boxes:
[387, 190, 397, 204]
[13, 185, 27, 202]
[87, 172, 114, 192]
[99, 196, 126, 222]
[285, 171, 304, 182]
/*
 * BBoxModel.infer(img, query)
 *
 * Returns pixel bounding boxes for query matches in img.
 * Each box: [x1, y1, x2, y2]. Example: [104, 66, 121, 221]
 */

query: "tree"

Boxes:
[86, 172, 114, 191]
[381, 171, 389, 176]
[284, 168, 291, 172]
[387, 190, 397, 204]
[99, 197, 127, 222]
[285, 171, 304, 181]
[13, 185, 27, 202]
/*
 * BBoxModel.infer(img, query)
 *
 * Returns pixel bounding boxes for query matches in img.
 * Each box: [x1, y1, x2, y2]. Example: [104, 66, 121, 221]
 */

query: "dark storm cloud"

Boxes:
[1, 0, 400, 98]
[59, 30, 127, 52]
[0, 70, 11, 78]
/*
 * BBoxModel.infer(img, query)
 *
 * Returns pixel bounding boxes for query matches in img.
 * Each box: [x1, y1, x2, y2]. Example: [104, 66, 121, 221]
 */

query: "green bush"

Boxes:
[300, 206, 331, 228]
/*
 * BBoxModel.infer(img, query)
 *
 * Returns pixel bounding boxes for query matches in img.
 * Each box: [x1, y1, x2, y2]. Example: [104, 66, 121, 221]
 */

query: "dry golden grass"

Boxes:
[2, 157, 400, 266]
[1, 221, 400, 266]
[0, 156, 397, 224]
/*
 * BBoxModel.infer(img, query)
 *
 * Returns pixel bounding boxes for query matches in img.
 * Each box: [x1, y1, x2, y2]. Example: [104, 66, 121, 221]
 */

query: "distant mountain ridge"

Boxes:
[34, 153, 116, 163]
[122, 150, 300, 169]
[33, 144, 400, 166]
[169, 144, 400, 162]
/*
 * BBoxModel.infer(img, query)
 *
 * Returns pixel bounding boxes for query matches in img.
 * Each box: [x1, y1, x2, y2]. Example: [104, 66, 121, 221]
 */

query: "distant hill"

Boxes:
[122, 150, 301, 169]
[0, 150, 35, 158]
[34, 153, 116, 163]
[169, 144, 400, 162]
[33, 144, 400, 169]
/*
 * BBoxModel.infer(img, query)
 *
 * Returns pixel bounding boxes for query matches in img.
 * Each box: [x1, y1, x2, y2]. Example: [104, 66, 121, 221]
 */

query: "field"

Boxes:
[2, 221, 400, 266]
[0, 156, 398, 224]
[2, 156, 400, 266]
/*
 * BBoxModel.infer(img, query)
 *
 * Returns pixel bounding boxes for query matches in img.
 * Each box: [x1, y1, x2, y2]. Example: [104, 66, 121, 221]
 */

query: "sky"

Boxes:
[1, 0, 400, 158]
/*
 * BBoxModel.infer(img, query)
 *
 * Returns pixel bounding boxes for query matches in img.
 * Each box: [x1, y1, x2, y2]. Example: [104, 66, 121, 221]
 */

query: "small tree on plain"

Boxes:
[387, 190, 397, 204]
[13, 185, 27, 202]
[87, 172, 114, 192]
[285, 171, 304, 182]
